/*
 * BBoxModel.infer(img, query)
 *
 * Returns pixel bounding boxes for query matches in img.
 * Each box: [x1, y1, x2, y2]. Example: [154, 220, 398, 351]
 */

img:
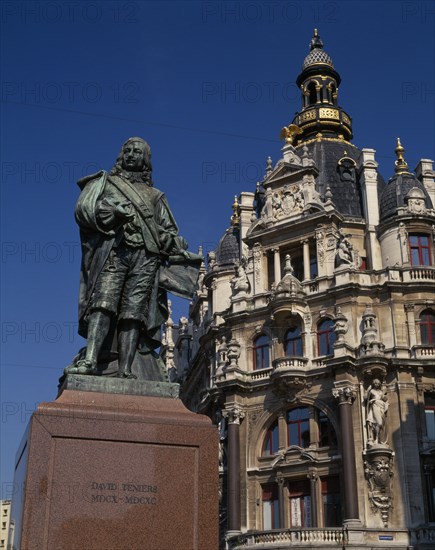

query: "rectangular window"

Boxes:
[409, 234, 432, 266]
[310, 255, 318, 278]
[426, 409, 435, 440]
[262, 484, 280, 529]
[289, 480, 311, 527]
[321, 477, 342, 527]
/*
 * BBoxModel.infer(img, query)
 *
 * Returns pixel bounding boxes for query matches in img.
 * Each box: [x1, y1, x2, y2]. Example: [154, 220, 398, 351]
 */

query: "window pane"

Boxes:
[411, 248, 420, 265]
[303, 496, 312, 527]
[263, 500, 273, 530]
[310, 256, 318, 278]
[426, 410, 435, 440]
[295, 337, 303, 356]
[422, 248, 430, 266]
[262, 485, 280, 529]
[300, 420, 310, 447]
[319, 332, 328, 355]
[263, 421, 279, 456]
[288, 423, 298, 446]
[273, 500, 280, 528]
[290, 498, 302, 527]
[263, 346, 270, 369]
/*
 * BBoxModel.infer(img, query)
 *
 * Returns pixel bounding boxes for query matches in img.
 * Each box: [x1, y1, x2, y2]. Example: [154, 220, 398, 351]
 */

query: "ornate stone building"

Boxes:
[165, 30, 435, 549]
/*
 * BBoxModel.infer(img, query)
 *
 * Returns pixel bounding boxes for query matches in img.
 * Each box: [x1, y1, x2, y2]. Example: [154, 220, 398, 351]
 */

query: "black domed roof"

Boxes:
[215, 226, 240, 267]
[302, 47, 333, 69]
[379, 172, 433, 221]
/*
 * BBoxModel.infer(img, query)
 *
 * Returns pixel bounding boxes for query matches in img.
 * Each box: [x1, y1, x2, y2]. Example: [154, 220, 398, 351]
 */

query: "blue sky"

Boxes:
[1, 0, 434, 490]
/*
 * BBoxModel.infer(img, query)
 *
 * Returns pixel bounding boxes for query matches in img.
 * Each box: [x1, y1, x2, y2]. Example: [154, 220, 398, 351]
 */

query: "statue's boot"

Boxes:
[116, 320, 139, 379]
[64, 310, 111, 375]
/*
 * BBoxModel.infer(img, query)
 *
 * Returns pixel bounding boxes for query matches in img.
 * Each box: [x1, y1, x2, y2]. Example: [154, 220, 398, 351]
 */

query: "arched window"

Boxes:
[420, 310, 435, 346]
[329, 84, 337, 105]
[253, 334, 270, 370]
[287, 407, 310, 448]
[307, 82, 317, 105]
[284, 326, 303, 356]
[263, 420, 279, 456]
[317, 319, 336, 356]
[409, 234, 432, 266]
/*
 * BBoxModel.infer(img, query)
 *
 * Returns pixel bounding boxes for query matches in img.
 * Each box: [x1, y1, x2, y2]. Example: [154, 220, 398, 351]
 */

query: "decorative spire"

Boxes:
[230, 195, 240, 226]
[310, 28, 324, 50]
[266, 156, 273, 174]
[394, 137, 409, 174]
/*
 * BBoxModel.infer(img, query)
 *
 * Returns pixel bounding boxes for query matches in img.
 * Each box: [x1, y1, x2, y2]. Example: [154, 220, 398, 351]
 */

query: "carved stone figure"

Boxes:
[65, 137, 201, 380]
[364, 379, 389, 446]
[231, 263, 250, 294]
[334, 233, 354, 267]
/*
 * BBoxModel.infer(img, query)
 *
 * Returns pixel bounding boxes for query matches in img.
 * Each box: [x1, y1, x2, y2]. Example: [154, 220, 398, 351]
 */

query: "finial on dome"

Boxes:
[310, 28, 324, 50]
[230, 195, 240, 226]
[394, 137, 409, 174]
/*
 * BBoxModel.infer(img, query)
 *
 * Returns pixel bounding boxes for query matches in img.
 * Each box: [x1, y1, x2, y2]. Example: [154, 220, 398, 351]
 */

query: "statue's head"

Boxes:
[372, 378, 381, 388]
[111, 137, 153, 185]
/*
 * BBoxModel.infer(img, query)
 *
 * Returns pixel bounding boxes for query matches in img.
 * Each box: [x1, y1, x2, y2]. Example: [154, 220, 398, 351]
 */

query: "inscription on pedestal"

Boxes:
[89, 482, 158, 505]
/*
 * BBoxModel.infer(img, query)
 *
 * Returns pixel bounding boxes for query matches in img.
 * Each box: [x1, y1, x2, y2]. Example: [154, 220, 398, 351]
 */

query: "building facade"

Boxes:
[165, 30, 435, 550]
[0, 500, 12, 550]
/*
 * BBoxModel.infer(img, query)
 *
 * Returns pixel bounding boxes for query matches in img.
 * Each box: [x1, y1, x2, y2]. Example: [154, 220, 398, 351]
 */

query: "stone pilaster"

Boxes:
[273, 247, 281, 284]
[302, 239, 311, 281]
[359, 148, 382, 270]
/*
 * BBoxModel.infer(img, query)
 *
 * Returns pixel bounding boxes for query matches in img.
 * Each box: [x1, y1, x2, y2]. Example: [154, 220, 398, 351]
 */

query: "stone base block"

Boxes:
[10, 389, 218, 550]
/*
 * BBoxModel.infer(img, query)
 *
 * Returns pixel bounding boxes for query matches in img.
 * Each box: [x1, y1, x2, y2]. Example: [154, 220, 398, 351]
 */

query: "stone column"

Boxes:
[224, 406, 245, 535]
[302, 239, 311, 281]
[332, 386, 360, 523]
[273, 248, 281, 284]
[307, 470, 319, 527]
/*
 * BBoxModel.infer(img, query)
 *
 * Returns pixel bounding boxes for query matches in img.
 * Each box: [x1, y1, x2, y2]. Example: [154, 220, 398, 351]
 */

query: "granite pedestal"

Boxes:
[9, 376, 219, 550]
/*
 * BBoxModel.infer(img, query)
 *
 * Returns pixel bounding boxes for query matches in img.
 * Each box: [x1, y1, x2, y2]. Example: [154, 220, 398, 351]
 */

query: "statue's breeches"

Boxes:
[90, 243, 159, 322]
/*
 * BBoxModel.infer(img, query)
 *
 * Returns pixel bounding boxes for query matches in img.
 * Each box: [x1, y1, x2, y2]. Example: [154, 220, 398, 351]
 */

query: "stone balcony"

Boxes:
[229, 527, 415, 549]
[228, 528, 345, 549]
[413, 346, 435, 359]
[273, 356, 309, 371]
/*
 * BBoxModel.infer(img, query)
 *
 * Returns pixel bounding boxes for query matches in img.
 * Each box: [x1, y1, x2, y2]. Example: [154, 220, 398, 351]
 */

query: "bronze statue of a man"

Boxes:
[65, 137, 200, 379]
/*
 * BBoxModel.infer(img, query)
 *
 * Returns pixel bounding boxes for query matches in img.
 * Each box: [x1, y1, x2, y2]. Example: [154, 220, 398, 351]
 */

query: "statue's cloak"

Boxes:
[75, 170, 201, 353]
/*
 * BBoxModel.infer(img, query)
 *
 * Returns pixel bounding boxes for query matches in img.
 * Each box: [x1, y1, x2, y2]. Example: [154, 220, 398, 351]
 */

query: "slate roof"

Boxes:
[302, 140, 385, 218]
[379, 172, 433, 221]
[215, 226, 240, 267]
